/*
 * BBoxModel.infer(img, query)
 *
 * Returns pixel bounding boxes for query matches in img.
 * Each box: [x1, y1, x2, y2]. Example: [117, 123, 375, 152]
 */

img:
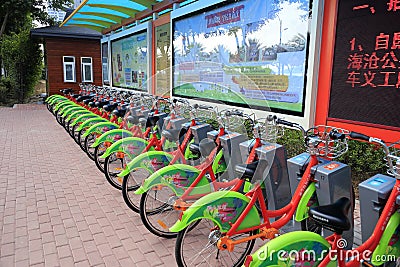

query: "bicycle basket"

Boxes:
[260, 117, 285, 142]
[387, 141, 400, 177]
[193, 107, 218, 129]
[223, 111, 254, 137]
[308, 125, 349, 159]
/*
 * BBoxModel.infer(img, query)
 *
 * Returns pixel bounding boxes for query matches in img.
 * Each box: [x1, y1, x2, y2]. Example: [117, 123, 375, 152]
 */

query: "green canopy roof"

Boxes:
[61, 0, 161, 32]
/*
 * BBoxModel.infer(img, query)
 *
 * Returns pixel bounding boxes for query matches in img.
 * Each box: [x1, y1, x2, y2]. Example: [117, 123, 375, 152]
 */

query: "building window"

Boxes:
[81, 57, 93, 83]
[63, 56, 76, 82]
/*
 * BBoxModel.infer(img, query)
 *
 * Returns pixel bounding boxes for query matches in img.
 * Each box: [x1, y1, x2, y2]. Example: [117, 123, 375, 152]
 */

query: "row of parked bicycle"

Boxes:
[45, 84, 399, 267]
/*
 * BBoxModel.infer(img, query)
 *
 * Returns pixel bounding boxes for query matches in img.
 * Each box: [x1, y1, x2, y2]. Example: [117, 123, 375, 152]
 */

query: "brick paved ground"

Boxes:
[0, 105, 176, 267]
[0, 104, 363, 267]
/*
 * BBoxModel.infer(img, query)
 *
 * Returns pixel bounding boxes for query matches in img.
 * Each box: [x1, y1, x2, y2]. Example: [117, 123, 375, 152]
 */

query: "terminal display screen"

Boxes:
[328, 0, 400, 129]
[172, 0, 312, 115]
[111, 30, 148, 91]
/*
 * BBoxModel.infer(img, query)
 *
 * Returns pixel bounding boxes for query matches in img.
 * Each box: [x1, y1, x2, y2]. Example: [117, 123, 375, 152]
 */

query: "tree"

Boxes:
[0, 0, 73, 38]
[0, 20, 43, 103]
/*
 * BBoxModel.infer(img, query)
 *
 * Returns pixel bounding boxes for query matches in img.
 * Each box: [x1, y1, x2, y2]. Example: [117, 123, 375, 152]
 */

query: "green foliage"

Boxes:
[0, 77, 15, 105]
[0, 0, 73, 37]
[277, 128, 305, 158]
[337, 140, 386, 182]
[276, 128, 386, 186]
[0, 21, 43, 103]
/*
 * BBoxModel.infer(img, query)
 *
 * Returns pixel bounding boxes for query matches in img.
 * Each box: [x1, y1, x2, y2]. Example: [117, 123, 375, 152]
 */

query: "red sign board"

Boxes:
[205, 5, 244, 28]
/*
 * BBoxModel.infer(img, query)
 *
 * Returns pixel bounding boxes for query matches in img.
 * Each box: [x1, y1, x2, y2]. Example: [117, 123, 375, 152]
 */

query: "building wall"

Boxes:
[45, 37, 101, 95]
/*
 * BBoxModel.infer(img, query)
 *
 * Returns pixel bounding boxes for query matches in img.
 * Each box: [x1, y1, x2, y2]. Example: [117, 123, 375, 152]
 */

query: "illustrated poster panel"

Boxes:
[111, 31, 148, 91]
[102, 42, 109, 85]
[328, 0, 400, 128]
[172, 0, 311, 114]
[155, 23, 171, 96]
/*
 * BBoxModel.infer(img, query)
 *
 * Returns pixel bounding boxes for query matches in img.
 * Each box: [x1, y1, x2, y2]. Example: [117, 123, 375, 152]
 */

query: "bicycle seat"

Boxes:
[189, 143, 200, 155]
[88, 101, 96, 107]
[83, 98, 93, 105]
[103, 103, 118, 112]
[235, 161, 259, 179]
[95, 100, 109, 108]
[162, 129, 181, 142]
[146, 115, 160, 128]
[199, 138, 216, 157]
[112, 108, 127, 118]
[309, 197, 351, 234]
[127, 115, 140, 125]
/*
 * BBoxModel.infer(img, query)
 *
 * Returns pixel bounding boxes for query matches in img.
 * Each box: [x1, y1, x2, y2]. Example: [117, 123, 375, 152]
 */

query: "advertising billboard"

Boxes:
[328, 0, 400, 129]
[172, 0, 312, 115]
[111, 30, 148, 91]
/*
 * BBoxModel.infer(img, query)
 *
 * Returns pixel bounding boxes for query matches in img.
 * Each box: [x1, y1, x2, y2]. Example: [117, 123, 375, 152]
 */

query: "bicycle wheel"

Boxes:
[140, 186, 180, 238]
[56, 111, 63, 125]
[84, 133, 97, 161]
[301, 186, 355, 234]
[300, 192, 321, 234]
[94, 145, 106, 173]
[72, 124, 81, 144]
[104, 153, 129, 190]
[175, 219, 256, 267]
[122, 168, 151, 213]
[78, 129, 87, 152]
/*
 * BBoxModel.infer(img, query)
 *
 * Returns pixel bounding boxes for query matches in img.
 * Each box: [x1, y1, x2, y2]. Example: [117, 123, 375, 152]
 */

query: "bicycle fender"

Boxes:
[212, 149, 227, 174]
[67, 110, 92, 123]
[117, 151, 172, 177]
[82, 122, 119, 141]
[70, 113, 99, 127]
[54, 101, 73, 112]
[90, 128, 131, 147]
[100, 137, 150, 159]
[169, 191, 260, 233]
[61, 106, 84, 118]
[134, 164, 205, 195]
[371, 212, 400, 266]
[295, 183, 317, 222]
[247, 231, 334, 267]
[47, 95, 64, 103]
[59, 103, 78, 115]
[50, 96, 67, 105]
[77, 117, 107, 131]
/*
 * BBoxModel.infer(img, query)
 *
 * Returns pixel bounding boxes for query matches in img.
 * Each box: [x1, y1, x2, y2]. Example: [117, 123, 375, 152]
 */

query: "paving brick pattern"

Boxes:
[0, 105, 176, 266]
[0, 104, 363, 267]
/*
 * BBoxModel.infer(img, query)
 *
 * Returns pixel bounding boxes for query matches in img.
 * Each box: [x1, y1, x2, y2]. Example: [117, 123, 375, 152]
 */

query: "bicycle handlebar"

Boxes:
[329, 130, 346, 140]
[349, 131, 370, 142]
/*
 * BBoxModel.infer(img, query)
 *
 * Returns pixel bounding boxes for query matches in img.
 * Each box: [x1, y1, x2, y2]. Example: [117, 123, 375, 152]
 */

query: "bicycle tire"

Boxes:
[301, 186, 355, 234]
[78, 129, 87, 152]
[104, 153, 127, 190]
[72, 123, 81, 144]
[94, 145, 106, 173]
[84, 133, 97, 161]
[175, 219, 256, 267]
[122, 168, 151, 213]
[140, 187, 180, 238]
[300, 191, 322, 234]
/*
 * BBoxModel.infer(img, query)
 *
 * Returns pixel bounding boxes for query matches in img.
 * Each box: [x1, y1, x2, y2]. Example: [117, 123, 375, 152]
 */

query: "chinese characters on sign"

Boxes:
[328, 0, 400, 128]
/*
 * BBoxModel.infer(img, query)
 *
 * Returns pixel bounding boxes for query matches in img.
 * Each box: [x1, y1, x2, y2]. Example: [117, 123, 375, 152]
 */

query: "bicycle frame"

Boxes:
[218, 153, 319, 248]
[178, 136, 262, 203]
[318, 178, 399, 267]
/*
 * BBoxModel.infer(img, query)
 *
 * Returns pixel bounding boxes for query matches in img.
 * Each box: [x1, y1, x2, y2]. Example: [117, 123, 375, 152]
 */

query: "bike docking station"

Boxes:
[204, 129, 247, 180]
[187, 123, 214, 164]
[287, 152, 354, 249]
[359, 174, 399, 267]
[239, 140, 292, 215]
